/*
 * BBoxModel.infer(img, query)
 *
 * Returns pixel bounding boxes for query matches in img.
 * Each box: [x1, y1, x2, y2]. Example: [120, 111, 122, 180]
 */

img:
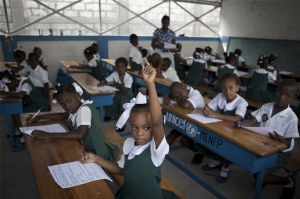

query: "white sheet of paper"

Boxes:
[146, 96, 177, 104]
[19, 123, 67, 137]
[242, 127, 277, 138]
[163, 42, 176, 49]
[187, 113, 222, 124]
[48, 161, 112, 189]
[279, 71, 293, 75]
[238, 71, 248, 76]
[92, 86, 119, 92]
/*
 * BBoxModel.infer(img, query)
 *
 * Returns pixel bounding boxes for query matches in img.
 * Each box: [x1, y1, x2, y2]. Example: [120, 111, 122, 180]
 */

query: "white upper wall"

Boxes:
[220, 0, 300, 40]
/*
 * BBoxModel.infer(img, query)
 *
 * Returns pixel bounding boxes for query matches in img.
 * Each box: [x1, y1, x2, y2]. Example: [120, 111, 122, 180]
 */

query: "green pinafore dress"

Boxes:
[115, 145, 180, 199]
[71, 102, 119, 161]
[88, 60, 105, 82]
[246, 71, 275, 102]
[183, 61, 206, 86]
[22, 79, 51, 113]
[105, 83, 133, 118]
[39, 57, 46, 70]
[173, 54, 185, 79]
[132, 62, 142, 71]
[213, 67, 235, 93]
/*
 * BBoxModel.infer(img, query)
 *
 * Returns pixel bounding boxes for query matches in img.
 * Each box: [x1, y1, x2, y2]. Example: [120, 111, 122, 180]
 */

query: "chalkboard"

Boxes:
[227, 37, 300, 73]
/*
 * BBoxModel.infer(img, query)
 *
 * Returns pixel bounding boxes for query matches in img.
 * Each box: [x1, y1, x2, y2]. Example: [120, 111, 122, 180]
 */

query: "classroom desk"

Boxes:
[0, 62, 18, 69]
[0, 96, 25, 152]
[70, 73, 114, 124]
[60, 61, 87, 83]
[101, 59, 131, 77]
[162, 103, 287, 199]
[211, 59, 225, 65]
[20, 115, 114, 199]
[128, 71, 172, 95]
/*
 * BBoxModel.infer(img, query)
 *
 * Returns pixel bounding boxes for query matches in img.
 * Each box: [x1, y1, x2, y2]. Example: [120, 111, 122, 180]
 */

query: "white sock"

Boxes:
[209, 160, 221, 168]
[19, 137, 25, 143]
[220, 166, 230, 178]
[284, 177, 294, 188]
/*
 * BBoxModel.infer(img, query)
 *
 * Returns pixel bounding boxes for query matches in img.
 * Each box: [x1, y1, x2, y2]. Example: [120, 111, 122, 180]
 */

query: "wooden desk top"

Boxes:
[211, 59, 225, 64]
[206, 65, 218, 73]
[162, 104, 287, 157]
[70, 73, 114, 96]
[101, 59, 131, 70]
[0, 62, 18, 70]
[60, 61, 87, 73]
[20, 114, 114, 199]
[0, 96, 22, 103]
[128, 71, 174, 87]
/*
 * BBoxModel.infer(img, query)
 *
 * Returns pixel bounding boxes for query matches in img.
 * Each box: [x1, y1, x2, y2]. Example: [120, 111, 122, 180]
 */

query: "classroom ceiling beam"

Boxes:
[10, 0, 83, 34]
[3, 0, 10, 34]
[101, 1, 163, 35]
[99, 0, 102, 35]
[167, 0, 221, 6]
[0, 28, 7, 34]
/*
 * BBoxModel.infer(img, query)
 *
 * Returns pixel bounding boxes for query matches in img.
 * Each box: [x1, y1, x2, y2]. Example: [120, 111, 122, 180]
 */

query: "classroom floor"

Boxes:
[1, 91, 300, 198]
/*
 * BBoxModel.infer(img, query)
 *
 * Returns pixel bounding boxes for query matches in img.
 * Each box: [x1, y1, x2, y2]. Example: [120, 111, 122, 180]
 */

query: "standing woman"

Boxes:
[151, 15, 176, 70]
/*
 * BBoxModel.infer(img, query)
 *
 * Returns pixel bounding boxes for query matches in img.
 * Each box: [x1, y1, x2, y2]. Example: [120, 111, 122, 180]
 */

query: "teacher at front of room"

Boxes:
[151, 15, 176, 70]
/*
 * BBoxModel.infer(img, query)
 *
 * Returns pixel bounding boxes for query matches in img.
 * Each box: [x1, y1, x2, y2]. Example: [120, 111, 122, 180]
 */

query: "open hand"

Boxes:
[269, 131, 287, 145]
[31, 130, 51, 140]
[234, 120, 243, 128]
[142, 60, 156, 84]
[159, 43, 165, 48]
[26, 115, 39, 123]
[162, 95, 171, 105]
[79, 152, 98, 164]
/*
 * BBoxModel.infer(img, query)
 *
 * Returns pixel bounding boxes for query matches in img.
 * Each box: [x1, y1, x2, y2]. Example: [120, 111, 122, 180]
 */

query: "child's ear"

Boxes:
[75, 92, 80, 99]
[236, 85, 240, 92]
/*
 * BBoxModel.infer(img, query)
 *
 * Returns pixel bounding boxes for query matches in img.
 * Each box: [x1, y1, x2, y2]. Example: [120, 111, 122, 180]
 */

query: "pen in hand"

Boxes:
[30, 106, 44, 122]
[81, 138, 86, 160]
[231, 120, 249, 127]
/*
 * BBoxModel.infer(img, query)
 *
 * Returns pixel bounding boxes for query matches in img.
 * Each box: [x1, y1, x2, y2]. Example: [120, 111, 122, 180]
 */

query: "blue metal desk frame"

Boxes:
[102, 61, 116, 77]
[0, 100, 26, 152]
[163, 109, 279, 199]
[60, 64, 86, 84]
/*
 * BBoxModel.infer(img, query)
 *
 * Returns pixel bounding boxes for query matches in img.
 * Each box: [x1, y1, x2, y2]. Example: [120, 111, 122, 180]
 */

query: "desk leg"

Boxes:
[254, 170, 264, 199]
[6, 115, 26, 152]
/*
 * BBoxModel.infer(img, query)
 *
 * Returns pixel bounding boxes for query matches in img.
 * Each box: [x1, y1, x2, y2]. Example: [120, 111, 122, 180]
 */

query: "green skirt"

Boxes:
[194, 143, 231, 164]
[246, 88, 275, 102]
[105, 89, 133, 118]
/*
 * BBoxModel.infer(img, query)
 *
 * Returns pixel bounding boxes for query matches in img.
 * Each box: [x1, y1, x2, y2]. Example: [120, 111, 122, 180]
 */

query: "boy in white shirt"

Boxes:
[156, 57, 181, 82]
[236, 79, 299, 198]
[129, 34, 143, 71]
[234, 49, 247, 67]
[18, 52, 49, 97]
[91, 42, 100, 61]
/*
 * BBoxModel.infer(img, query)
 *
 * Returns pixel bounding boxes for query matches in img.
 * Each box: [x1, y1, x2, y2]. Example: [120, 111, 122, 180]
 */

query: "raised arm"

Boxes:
[142, 61, 164, 148]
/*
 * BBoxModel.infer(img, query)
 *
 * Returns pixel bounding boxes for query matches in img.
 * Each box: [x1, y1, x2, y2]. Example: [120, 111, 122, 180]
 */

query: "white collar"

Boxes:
[123, 137, 152, 160]
[268, 103, 291, 118]
[222, 64, 235, 69]
[69, 99, 93, 117]
[29, 65, 41, 72]
[187, 87, 194, 98]
[218, 93, 243, 111]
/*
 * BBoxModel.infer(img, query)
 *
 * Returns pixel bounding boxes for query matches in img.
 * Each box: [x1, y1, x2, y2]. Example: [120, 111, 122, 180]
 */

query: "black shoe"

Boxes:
[202, 164, 222, 171]
[216, 170, 230, 184]
[281, 176, 295, 199]
[116, 125, 126, 133]
[191, 153, 204, 165]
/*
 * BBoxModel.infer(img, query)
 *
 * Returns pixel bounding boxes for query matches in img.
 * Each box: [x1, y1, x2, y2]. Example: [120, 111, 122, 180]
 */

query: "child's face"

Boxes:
[275, 85, 297, 108]
[229, 59, 235, 66]
[221, 79, 239, 102]
[130, 111, 152, 146]
[177, 45, 182, 52]
[14, 55, 23, 63]
[57, 92, 82, 114]
[34, 49, 42, 57]
[171, 85, 189, 102]
[116, 63, 126, 75]
[28, 56, 39, 69]
[84, 54, 93, 61]
[92, 45, 99, 53]
[131, 38, 138, 47]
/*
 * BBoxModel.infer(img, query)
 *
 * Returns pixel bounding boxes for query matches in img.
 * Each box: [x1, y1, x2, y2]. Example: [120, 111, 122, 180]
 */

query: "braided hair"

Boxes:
[53, 84, 77, 102]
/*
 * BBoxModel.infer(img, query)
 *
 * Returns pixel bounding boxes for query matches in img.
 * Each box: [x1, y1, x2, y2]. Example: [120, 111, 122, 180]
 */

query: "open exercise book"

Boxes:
[48, 161, 112, 188]
[146, 96, 177, 104]
[92, 86, 119, 92]
[187, 113, 222, 124]
[19, 123, 67, 136]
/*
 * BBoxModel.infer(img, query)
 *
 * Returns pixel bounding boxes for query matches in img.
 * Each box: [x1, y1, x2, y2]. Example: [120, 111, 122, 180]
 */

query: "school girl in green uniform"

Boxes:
[246, 55, 281, 102]
[195, 73, 248, 183]
[26, 83, 119, 162]
[80, 62, 180, 199]
[5, 48, 27, 73]
[98, 57, 133, 132]
[33, 46, 48, 71]
[69, 47, 105, 81]
[0, 70, 50, 143]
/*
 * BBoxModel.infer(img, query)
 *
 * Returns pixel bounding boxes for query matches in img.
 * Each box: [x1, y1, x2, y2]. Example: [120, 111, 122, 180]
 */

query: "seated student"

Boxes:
[267, 54, 278, 78]
[141, 48, 148, 64]
[5, 48, 27, 73]
[33, 46, 48, 71]
[176, 43, 185, 59]
[234, 49, 247, 67]
[204, 46, 220, 63]
[163, 82, 205, 165]
[0, 70, 50, 143]
[195, 73, 248, 183]
[26, 83, 119, 161]
[80, 63, 181, 199]
[69, 47, 105, 82]
[214, 52, 239, 93]
[97, 57, 133, 132]
[91, 42, 100, 61]
[246, 55, 281, 102]
[129, 34, 143, 71]
[18, 52, 49, 97]
[235, 79, 299, 198]
[156, 57, 181, 82]
[173, 47, 207, 86]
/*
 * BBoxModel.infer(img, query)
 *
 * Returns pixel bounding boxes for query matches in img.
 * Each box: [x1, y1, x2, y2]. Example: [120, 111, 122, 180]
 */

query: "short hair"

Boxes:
[84, 47, 94, 55]
[53, 84, 77, 101]
[220, 72, 241, 86]
[13, 50, 26, 59]
[150, 53, 161, 67]
[91, 42, 98, 47]
[257, 55, 269, 69]
[234, 49, 242, 56]
[223, 52, 236, 63]
[161, 15, 170, 21]
[267, 54, 278, 65]
[196, 47, 204, 54]
[115, 57, 128, 67]
[28, 52, 39, 60]
[170, 82, 183, 93]
[176, 43, 182, 48]
[33, 46, 41, 52]
[129, 34, 138, 42]
[142, 49, 148, 57]
[278, 79, 299, 95]
[163, 58, 171, 68]
[204, 46, 212, 53]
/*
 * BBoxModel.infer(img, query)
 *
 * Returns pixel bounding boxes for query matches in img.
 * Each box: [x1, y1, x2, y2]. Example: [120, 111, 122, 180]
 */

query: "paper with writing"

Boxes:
[19, 123, 67, 136]
[92, 86, 119, 92]
[187, 113, 222, 124]
[242, 127, 277, 137]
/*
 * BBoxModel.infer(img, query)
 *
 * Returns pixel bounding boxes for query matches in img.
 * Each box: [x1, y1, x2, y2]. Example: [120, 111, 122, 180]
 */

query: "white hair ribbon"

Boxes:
[0, 78, 11, 88]
[226, 52, 230, 57]
[14, 47, 24, 52]
[195, 52, 202, 59]
[52, 91, 58, 104]
[258, 61, 263, 64]
[116, 92, 147, 129]
[72, 83, 83, 96]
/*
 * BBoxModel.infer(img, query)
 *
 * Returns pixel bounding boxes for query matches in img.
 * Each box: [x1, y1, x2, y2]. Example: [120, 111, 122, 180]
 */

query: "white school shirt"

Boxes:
[39, 56, 47, 66]
[203, 52, 216, 61]
[18, 65, 49, 87]
[253, 68, 276, 82]
[208, 93, 248, 117]
[19, 59, 27, 67]
[88, 57, 97, 67]
[187, 87, 205, 108]
[216, 64, 239, 77]
[268, 65, 277, 78]
[238, 56, 245, 66]
[117, 136, 169, 168]
[93, 53, 100, 61]
[161, 67, 181, 82]
[186, 58, 207, 69]
[129, 45, 143, 64]
[251, 103, 299, 152]
[5, 76, 32, 95]
[68, 100, 93, 128]
[177, 52, 185, 59]
[106, 71, 133, 88]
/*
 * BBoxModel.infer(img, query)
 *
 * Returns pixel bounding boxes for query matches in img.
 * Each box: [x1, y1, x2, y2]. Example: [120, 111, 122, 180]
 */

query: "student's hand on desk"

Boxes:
[26, 115, 40, 123]
[269, 131, 287, 145]
[142, 61, 156, 84]
[97, 81, 105, 87]
[159, 43, 164, 48]
[202, 106, 215, 118]
[32, 130, 51, 139]
[162, 98, 171, 105]
[80, 152, 97, 164]
[234, 120, 243, 128]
